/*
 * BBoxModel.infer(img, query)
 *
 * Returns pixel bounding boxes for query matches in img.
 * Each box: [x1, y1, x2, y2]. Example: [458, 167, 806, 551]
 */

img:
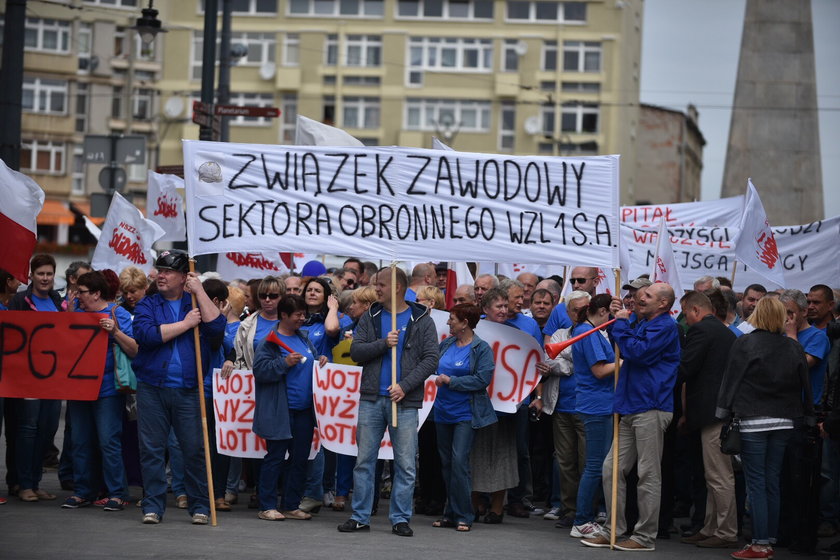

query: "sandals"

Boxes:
[282, 509, 312, 520]
[258, 509, 286, 521]
[456, 522, 471, 532]
[432, 518, 456, 528]
[18, 489, 38, 502]
[34, 489, 56, 500]
[331, 496, 346, 512]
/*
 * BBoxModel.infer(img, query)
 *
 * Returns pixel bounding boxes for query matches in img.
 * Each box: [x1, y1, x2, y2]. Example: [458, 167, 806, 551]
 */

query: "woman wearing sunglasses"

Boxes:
[226, 276, 285, 373]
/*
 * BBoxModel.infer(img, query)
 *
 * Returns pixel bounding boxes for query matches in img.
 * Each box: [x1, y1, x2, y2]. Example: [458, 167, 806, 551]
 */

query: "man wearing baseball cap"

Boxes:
[131, 250, 226, 525]
[622, 277, 652, 314]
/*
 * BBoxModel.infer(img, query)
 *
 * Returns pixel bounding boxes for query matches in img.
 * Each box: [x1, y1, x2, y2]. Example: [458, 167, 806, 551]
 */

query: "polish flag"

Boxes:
[0, 159, 45, 282]
[443, 262, 475, 309]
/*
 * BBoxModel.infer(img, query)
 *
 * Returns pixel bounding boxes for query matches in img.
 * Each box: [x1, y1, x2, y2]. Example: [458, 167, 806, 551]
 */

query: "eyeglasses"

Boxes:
[570, 277, 594, 284]
[344, 280, 356, 288]
[77, 289, 90, 294]
[259, 293, 281, 300]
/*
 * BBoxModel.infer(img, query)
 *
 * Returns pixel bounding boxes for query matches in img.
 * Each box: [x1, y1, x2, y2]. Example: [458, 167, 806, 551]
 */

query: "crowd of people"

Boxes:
[1, 254, 839, 559]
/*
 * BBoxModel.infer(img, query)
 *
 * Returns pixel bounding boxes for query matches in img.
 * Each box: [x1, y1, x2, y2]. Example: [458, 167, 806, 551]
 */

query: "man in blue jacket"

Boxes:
[338, 267, 439, 537]
[132, 250, 225, 525]
[581, 282, 680, 552]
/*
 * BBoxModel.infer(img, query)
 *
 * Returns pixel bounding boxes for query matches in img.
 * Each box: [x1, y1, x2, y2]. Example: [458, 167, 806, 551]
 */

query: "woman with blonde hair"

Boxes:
[717, 297, 814, 560]
[118, 266, 149, 315]
[416, 285, 446, 310]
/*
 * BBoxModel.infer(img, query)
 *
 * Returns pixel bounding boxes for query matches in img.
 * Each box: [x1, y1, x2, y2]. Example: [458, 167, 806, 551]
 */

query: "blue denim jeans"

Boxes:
[259, 438, 292, 511]
[167, 429, 185, 496]
[226, 457, 242, 494]
[58, 407, 73, 483]
[740, 429, 793, 544]
[336, 453, 355, 496]
[285, 408, 316, 510]
[351, 397, 418, 526]
[15, 399, 61, 491]
[304, 446, 325, 499]
[436, 420, 476, 525]
[136, 383, 209, 517]
[67, 396, 127, 500]
[574, 413, 613, 525]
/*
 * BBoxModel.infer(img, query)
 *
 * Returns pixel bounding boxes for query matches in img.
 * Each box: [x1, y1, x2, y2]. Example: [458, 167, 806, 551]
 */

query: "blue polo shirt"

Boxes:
[165, 299, 185, 388]
[277, 332, 315, 410]
[433, 343, 472, 424]
[254, 315, 279, 353]
[609, 313, 680, 415]
[379, 308, 412, 396]
[543, 303, 572, 337]
[506, 312, 543, 346]
[572, 323, 615, 416]
[797, 326, 830, 404]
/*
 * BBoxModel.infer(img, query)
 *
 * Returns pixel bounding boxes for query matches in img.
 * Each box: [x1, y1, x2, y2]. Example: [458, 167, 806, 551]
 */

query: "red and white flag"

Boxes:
[0, 159, 45, 282]
[443, 262, 475, 309]
[217, 252, 291, 281]
[146, 171, 186, 242]
[91, 193, 165, 274]
[650, 218, 684, 315]
[732, 179, 785, 287]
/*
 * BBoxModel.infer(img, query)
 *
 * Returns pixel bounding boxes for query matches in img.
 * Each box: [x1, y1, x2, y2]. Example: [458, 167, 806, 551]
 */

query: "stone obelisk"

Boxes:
[721, 0, 823, 224]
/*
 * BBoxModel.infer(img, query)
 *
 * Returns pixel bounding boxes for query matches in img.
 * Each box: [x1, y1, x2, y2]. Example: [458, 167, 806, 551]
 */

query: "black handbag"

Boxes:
[719, 417, 741, 455]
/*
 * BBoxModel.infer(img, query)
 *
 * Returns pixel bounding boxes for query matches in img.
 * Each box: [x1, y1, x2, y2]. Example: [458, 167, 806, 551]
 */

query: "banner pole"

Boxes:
[189, 259, 218, 527]
[390, 262, 398, 428]
[609, 267, 621, 549]
[559, 265, 570, 303]
[730, 259, 738, 286]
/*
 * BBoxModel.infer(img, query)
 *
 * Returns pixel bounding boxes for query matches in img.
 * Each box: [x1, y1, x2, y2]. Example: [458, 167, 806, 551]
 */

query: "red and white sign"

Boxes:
[216, 252, 290, 281]
[146, 171, 186, 242]
[91, 193, 165, 274]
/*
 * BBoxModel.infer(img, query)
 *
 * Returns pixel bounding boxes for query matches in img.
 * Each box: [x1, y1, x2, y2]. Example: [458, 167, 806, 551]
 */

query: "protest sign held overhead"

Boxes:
[0, 311, 108, 400]
[146, 171, 187, 242]
[182, 141, 621, 268]
[91, 193, 166, 274]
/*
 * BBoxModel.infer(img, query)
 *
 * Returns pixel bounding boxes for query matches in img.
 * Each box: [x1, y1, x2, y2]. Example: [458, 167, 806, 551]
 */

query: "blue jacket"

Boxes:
[132, 293, 226, 388]
[251, 330, 317, 441]
[438, 334, 498, 429]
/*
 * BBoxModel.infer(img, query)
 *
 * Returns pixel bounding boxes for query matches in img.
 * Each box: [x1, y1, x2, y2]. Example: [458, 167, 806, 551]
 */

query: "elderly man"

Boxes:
[582, 283, 681, 551]
[284, 275, 303, 296]
[536, 278, 562, 306]
[621, 277, 652, 314]
[543, 267, 599, 344]
[693, 276, 720, 293]
[451, 284, 476, 306]
[131, 250, 226, 525]
[517, 272, 539, 310]
[530, 288, 555, 331]
[474, 273, 499, 305]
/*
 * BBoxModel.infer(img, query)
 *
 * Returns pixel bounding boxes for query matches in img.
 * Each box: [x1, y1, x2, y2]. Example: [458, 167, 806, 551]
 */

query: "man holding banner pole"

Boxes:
[338, 266, 439, 537]
[131, 250, 225, 526]
[582, 282, 680, 551]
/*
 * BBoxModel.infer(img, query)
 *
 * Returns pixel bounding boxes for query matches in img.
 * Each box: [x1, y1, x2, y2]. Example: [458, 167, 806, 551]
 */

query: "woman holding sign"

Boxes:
[62, 271, 137, 510]
[252, 295, 327, 521]
[432, 303, 496, 532]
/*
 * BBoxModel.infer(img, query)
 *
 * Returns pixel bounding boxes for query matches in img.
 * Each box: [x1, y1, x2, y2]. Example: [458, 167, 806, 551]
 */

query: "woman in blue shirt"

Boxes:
[300, 277, 347, 360]
[62, 271, 137, 510]
[433, 304, 496, 532]
[570, 294, 619, 538]
[252, 294, 327, 521]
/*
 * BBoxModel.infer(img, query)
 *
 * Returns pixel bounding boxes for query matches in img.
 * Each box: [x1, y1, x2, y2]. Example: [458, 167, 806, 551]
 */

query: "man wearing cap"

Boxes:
[622, 277, 652, 314]
[132, 250, 226, 525]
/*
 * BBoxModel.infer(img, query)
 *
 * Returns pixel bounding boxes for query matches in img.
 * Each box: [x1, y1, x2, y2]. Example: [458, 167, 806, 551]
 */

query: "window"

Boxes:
[542, 40, 557, 71]
[84, 0, 138, 8]
[323, 75, 337, 85]
[498, 101, 515, 151]
[71, 148, 85, 196]
[559, 140, 598, 155]
[407, 37, 493, 84]
[540, 81, 556, 91]
[77, 22, 92, 73]
[133, 88, 154, 120]
[228, 92, 274, 126]
[562, 81, 601, 93]
[345, 35, 381, 67]
[323, 96, 336, 126]
[397, 0, 493, 19]
[283, 33, 300, 66]
[200, 0, 278, 14]
[75, 83, 89, 133]
[404, 98, 491, 132]
[232, 32, 276, 66]
[325, 34, 338, 66]
[563, 41, 601, 72]
[289, 0, 384, 17]
[112, 86, 124, 119]
[344, 75, 380, 86]
[20, 140, 65, 174]
[561, 102, 599, 133]
[343, 96, 380, 129]
[114, 27, 127, 57]
[24, 18, 70, 53]
[22, 77, 68, 115]
[502, 39, 519, 72]
[280, 93, 298, 144]
[540, 103, 556, 136]
[506, 1, 586, 23]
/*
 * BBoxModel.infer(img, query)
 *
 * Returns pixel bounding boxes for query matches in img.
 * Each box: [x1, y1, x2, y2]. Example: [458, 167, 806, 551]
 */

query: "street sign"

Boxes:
[98, 166, 127, 193]
[192, 111, 221, 134]
[83, 135, 146, 164]
[214, 104, 281, 118]
[193, 100, 213, 115]
[115, 136, 146, 165]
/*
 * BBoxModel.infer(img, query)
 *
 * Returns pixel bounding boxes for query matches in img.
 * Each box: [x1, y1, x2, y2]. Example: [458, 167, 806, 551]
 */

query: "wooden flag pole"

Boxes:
[609, 267, 622, 549]
[730, 259, 738, 286]
[559, 265, 570, 303]
[390, 262, 398, 428]
[189, 259, 217, 527]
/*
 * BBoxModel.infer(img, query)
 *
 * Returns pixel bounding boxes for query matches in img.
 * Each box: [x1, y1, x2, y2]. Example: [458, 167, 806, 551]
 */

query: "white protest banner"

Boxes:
[213, 368, 320, 459]
[216, 251, 290, 281]
[91, 192, 165, 274]
[312, 363, 437, 460]
[429, 309, 542, 413]
[146, 171, 187, 242]
[621, 216, 840, 292]
[182, 141, 621, 268]
[621, 196, 744, 229]
[731, 179, 785, 287]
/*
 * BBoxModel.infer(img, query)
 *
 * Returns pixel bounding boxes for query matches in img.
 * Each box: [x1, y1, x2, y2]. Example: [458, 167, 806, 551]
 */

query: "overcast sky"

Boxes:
[640, 0, 839, 220]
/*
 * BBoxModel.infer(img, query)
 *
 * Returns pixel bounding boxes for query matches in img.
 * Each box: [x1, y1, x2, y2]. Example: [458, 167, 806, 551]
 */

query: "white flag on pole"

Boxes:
[146, 171, 186, 242]
[92, 193, 166, 274]
[732, 179, 785, 287]
[650, 218, 684, 315]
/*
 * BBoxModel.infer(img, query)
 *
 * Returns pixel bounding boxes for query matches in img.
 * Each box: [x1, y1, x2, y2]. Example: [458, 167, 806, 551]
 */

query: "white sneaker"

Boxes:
[544, 507, 562, 520]
[570, 522, 601, 538]
[192, 513, 209, 525]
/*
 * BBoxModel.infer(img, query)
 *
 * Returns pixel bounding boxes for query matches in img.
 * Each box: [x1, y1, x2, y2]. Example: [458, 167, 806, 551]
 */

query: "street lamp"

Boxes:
[133, 0, 167, 45]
